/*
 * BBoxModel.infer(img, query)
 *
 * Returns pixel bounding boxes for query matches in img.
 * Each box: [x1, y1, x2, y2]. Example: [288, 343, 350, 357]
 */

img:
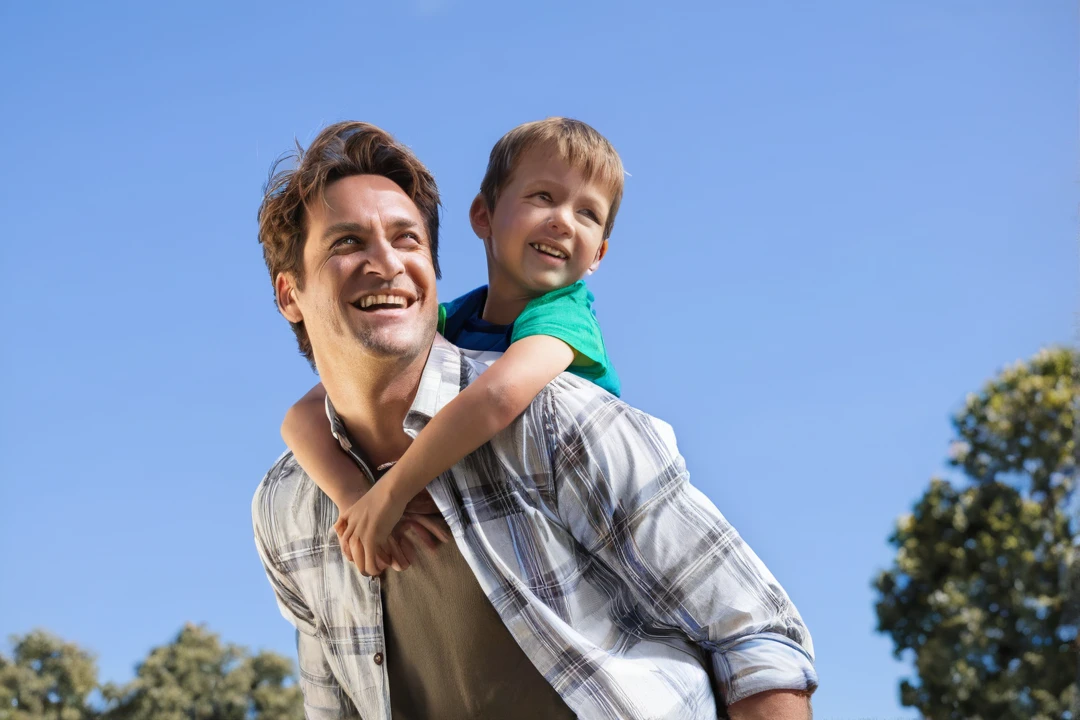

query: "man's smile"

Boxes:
[350, 289, 418, 313]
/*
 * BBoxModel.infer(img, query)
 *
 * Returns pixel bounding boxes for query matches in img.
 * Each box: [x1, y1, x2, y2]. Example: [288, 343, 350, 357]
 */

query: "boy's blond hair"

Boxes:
[480, 117, 624, 240]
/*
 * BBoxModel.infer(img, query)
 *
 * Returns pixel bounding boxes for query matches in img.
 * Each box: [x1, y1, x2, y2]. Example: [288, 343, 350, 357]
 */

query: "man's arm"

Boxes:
[252, 473, 360, 720]
[728, 690, 813, 720]
[549, 390, 817, 716]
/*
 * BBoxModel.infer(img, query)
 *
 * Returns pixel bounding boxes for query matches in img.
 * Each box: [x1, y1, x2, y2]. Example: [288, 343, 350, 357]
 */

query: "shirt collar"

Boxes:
[323, 335, 465, 477]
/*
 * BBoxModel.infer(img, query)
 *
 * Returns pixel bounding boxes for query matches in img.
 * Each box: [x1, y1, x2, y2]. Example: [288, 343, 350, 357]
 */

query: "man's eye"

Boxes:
[396, 232, 421, 246]
[335, 236, 360, 247]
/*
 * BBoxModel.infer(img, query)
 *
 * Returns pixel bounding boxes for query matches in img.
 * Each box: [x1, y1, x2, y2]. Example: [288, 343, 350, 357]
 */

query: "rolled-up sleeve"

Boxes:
[551, 394, 818, 706]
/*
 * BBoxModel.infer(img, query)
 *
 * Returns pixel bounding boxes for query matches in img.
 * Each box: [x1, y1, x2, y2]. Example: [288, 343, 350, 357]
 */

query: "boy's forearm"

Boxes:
[388, 336, 573, 505]
[282, 389, 370, 510]
[386, 379, 518, 506]
[727, 690, 812, 720]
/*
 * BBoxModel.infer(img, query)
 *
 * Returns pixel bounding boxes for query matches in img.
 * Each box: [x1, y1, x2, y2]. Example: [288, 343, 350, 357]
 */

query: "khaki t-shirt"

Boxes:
[380, 532, 576, 719]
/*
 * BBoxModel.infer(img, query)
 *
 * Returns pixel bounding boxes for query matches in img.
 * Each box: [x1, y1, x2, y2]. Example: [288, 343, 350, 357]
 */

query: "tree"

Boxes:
[874, 347, 1078, 720]
[1, 626, 302, 720]
[101, 624, 302, 720]
[0, 630, 99, 720]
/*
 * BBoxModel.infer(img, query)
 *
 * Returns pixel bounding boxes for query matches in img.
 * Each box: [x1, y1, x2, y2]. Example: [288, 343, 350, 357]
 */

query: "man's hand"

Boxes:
[727, 690, 812, 720]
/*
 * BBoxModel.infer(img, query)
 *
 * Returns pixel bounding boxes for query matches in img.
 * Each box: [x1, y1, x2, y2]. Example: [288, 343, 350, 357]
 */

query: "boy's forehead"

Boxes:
[512, 145, 619, 200]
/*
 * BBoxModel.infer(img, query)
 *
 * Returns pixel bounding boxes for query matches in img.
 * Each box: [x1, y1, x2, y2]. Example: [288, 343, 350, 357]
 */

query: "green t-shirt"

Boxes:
[437, 281, 621, 397]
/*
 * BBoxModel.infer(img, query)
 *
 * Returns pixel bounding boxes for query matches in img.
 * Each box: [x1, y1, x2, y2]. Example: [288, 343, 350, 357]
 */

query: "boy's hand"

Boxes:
[335, 478, 412, 577]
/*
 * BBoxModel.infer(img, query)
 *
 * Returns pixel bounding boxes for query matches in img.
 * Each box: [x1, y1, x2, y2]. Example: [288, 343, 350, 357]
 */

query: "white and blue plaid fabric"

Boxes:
[253, 336, 817, 719]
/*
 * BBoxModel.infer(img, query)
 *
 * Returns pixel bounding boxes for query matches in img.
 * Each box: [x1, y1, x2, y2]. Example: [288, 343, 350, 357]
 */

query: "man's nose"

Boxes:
[363, 238, 406, 278]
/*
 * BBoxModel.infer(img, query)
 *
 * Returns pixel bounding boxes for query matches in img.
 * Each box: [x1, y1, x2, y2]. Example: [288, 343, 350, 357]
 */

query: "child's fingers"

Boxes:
[375, 541, 397, 572]
[408, 514, 452, 544]
[339, 534, 354, 563]
[363, 545, 381, 577]
[385, 535, 408, 572]
[349, 537, 367, 574]
[397, 535, 418, 566]
[403, 520, 438, 551]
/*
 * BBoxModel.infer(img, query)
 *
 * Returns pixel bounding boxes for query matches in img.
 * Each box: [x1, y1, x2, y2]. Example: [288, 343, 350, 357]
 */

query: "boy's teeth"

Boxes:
[532, 243, 567, 259]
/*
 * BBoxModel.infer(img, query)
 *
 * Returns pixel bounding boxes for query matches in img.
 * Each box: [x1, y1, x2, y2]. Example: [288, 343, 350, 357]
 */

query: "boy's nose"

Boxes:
[547, 206, 574, 237]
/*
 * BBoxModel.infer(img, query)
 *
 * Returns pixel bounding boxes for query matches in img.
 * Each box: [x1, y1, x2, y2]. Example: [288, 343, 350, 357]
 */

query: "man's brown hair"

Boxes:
[258, 121, 441, 364]
[479, 117, 624, 240]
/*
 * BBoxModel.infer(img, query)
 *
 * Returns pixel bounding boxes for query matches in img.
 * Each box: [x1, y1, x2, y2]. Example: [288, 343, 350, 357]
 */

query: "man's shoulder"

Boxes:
[251, 451, 325, 543]
[453, 339, 675, 447]
[537, 373, 679, 450]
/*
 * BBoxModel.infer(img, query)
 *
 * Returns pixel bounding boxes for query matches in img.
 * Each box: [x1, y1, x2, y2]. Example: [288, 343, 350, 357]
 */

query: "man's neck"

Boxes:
[317, 346, 431, 470]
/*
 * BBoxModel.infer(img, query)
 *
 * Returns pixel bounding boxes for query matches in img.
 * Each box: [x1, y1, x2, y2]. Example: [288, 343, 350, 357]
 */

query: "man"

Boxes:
[253, 121, 818, 719]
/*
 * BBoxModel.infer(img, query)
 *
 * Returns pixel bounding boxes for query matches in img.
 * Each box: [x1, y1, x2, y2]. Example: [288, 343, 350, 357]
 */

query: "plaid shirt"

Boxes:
[252, 336, 817, 719]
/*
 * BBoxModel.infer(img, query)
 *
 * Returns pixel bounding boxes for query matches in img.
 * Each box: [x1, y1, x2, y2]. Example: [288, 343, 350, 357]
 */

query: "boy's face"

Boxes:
[472, 147, 610, 299]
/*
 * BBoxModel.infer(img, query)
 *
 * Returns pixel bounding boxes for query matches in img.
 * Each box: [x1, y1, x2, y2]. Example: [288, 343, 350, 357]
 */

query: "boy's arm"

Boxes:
[340, 335, 573, 575]
[281, 384, 370, 511]
[375, 334, 573, 510]
[282, 385, 448, 571]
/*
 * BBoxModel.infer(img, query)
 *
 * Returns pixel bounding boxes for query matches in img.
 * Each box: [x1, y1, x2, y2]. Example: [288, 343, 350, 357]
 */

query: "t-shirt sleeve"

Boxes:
[510, 282, 609, 370]
[437, 303, 447, 335]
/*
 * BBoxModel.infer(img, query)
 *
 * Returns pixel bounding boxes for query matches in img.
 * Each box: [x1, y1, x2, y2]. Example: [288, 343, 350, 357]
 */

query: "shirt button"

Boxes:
[373, 652, 383, 666]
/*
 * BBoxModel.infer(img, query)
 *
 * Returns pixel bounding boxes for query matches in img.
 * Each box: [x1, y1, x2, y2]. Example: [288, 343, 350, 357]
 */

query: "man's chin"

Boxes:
[353, 326, 434, 361]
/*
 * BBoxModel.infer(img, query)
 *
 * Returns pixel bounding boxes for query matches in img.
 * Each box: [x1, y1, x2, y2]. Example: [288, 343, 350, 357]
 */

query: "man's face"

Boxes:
[474, 148, 610, 298]
[277, 174, 438, 367]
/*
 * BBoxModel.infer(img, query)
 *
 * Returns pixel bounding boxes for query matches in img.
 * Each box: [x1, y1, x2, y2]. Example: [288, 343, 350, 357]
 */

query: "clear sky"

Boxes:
[1, 2, 1074, 717]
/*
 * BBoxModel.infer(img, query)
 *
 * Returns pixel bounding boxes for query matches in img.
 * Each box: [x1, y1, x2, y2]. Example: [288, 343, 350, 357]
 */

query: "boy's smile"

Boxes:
[471, 148, 611, 323]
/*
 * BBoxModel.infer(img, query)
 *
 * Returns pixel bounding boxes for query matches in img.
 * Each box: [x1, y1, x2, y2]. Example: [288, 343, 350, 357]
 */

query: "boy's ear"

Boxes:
[275, 272, 304, 323]
[586, 239, 609, 275]
[469, 194, 493, 240]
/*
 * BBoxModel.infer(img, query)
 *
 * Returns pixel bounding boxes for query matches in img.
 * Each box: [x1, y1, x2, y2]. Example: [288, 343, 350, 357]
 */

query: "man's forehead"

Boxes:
[312, 174, 421, 226]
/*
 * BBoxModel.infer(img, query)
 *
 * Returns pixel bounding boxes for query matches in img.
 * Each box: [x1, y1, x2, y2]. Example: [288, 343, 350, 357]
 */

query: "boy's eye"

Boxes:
[532, 191, 553, 202]
[580, 209, 600, 223]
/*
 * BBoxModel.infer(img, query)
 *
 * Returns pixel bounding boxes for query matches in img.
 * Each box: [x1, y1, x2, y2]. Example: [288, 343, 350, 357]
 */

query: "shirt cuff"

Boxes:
[710, 632, 818, 706]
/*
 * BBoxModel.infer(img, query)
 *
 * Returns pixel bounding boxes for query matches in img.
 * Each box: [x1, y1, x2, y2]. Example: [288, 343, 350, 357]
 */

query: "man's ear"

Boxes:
[586, 239, 609, 275]
[275, 272, 304, 323]
[469, 194, 493, 240]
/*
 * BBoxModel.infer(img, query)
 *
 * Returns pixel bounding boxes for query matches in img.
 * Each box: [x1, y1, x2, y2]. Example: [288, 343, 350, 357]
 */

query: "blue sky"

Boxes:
[0, 2, 1074, 717]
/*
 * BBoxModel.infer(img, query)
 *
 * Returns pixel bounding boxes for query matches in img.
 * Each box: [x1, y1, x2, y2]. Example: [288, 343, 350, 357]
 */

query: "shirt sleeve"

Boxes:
[252, 474, 360, 720]
[548, 391, 818, 707]
[511, 282, 609, 370]
[294, 631, 363, 720]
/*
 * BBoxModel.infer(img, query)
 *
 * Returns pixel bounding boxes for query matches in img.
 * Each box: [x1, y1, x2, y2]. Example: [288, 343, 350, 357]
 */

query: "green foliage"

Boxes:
[874, 347, 1079, 720]
[0, 626, 302, 720]
[0, 630, 99, 720]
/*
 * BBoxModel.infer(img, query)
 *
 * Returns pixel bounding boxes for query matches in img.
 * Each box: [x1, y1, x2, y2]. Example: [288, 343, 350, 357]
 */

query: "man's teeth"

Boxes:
[359, 294, 408, 309]
[532, 243, 567, 259]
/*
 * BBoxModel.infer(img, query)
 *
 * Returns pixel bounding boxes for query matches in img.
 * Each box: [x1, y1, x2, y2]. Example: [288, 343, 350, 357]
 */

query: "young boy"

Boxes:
[282, 117, 624, 576]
